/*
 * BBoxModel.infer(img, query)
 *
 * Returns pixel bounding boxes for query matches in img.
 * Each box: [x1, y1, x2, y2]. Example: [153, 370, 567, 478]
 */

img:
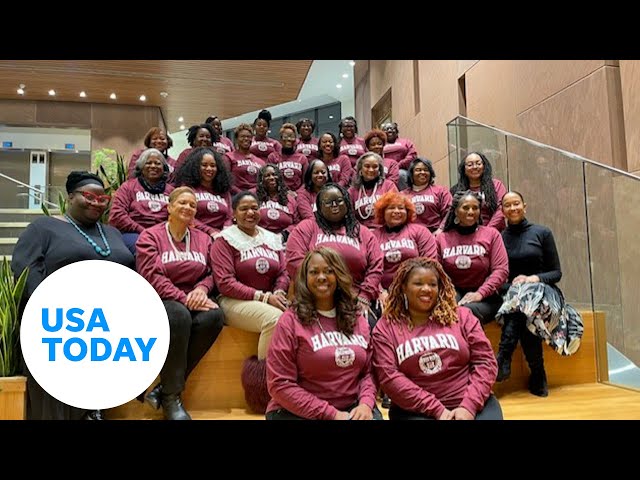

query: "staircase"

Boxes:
[0, 209, 59, 261]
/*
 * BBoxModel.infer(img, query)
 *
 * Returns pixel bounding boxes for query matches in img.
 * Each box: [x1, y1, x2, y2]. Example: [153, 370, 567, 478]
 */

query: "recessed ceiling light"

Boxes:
[178, 116, 184, 122]
[336, 84, 342, 89]
[139, 95, 146, 102]
[110, 93, 117, 100]
[160, 91, 168, 98]
[48, 89, 56, 96]
[180, 124, 185, 130]
[79, 91, 87, 98]
[329, 115, 334, 119]
[17, 87, 25, 95]
[342, 73, 348, 78]
[349, 61, 356, 67]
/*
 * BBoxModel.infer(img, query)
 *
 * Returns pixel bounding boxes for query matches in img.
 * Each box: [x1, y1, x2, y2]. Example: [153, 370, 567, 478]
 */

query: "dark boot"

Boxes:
[495, 313, 522, 382]
[521, 328, 548, 397]
[144, 384, 163, 410]
[241, 356, 270, 414]
[161, 393, 192, 420]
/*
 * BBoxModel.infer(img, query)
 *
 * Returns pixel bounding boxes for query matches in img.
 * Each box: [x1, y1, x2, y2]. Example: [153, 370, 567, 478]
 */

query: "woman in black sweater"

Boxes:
[496, 191, 562, 397]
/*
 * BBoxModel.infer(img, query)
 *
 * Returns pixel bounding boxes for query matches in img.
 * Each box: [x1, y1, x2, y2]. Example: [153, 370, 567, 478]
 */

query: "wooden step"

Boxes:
[487, 310, 603, 396]
[107, 326, 259, 420]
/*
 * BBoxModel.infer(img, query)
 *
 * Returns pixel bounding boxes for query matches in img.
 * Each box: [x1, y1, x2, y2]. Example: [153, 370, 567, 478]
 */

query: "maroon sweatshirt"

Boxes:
[339, 137, 367, 167]
[401, 185, 452, 231]
[373, 223, 438, 289]
[127, 148, 177, 178]
[267, 309, 377, 419]
[223, 151, 266, 194]
[469, 178, 507, 232]
[213, 136, 234, 155]
[372, 307, 498, 418]
[383, 137, 418, 170]
[258, 196, 299, 235]
[109, 178, 174, 233]
[192, 185, 233, 235]
[295, 136, 319, 161]
[296, 188, 318, 221]
[173, 147, 193, 176]
[286, 219, 383, 302]
[383, 158, 400, 185]
[250, 136, 282, 161]
[436, 225, 509, 299]
[349, 180, 399, 229]
[322, 154, 353, 188]
[266, 151, 309, 192]
[211, 229, 289, 300]
[136, 222, 214, 304]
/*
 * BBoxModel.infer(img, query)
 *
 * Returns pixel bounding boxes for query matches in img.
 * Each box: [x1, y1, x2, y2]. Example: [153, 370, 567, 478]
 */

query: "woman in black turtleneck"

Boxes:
[495, 191, 562, 397]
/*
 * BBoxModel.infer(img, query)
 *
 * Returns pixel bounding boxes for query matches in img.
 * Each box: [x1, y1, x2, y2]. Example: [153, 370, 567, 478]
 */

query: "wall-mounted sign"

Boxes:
[2, 141, 13, 148]
[65, 143, 75, 150]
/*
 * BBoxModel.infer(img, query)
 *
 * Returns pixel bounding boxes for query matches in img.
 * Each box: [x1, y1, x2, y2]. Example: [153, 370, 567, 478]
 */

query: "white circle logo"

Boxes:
[267, 209, 280, 220]
[302, 147, 311, 155]
[207, 201, 219, 213]
[455, 255, 472, 270]
[415, 203, 425, 215]
[255, 258, 270, 274]
[20, 260, 170, 410]
[348, 147, 357, 156]
[148, 200, 162, 213]
[258, 143, 268, 152]
[419, 352, 442, 375]
[335, 346, 355, 368]
[385, 250, 402, 263]
[284, 168, 294, 178]
[247, 165, 257, 175]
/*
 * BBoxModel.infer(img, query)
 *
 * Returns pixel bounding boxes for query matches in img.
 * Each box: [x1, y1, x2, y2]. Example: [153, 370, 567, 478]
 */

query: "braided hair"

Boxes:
[383, 257, 458, 329]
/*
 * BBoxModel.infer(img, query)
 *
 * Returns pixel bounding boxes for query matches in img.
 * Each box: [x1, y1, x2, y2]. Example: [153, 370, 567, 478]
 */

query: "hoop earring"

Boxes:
[454, 217, 460, 225]
[232, 217, 237, 224]
[403, 294, 409, 310]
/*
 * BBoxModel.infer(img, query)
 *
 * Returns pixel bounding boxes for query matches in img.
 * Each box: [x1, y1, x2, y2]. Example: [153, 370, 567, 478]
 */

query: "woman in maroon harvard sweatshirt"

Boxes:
[255, 164, 298, 242]
[318, 132, 353, 188]
[211, 191, 290, 414]
[363, 129, 400, 186]
[110, 148, 175, 254]
[286, 183, 383, 329]
[296, 159, 333, 221]
[266, 247, 381, 420]
[172, 123, 219, 180]
[250, 109, 282, 161]
[173, 147, 233, 238]
[338, 116, 367, 168]
[267, 123, 308, 192]
[436, 190, 509, 326]
[136, 186, 224, 420]
[126, 127, 176, 179]
[223, 123, 266, 195]
[372, 257, 501, 420]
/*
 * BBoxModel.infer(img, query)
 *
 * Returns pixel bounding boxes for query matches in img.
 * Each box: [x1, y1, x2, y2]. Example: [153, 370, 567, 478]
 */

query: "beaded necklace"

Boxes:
[64, 214, 111, 257]
[357, 182, 378, 220]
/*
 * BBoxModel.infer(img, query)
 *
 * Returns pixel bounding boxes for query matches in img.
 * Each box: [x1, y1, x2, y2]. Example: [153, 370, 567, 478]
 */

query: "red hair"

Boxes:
[374, 191, 416, 225]
[364, 129, 387, 148]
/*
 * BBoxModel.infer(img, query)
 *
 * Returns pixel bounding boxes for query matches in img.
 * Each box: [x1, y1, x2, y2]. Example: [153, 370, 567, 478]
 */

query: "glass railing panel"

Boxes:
[585, 163, 640, 385]
[506, 137, 592, 309]
[447, 118, 508, 189]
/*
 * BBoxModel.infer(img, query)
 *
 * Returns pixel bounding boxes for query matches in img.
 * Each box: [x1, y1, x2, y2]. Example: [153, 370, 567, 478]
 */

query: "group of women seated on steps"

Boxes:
[11, 110, 583, 419]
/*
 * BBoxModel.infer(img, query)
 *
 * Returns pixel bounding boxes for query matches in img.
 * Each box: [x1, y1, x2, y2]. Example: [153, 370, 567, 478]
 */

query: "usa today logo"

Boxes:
[20, 260, 170, 410]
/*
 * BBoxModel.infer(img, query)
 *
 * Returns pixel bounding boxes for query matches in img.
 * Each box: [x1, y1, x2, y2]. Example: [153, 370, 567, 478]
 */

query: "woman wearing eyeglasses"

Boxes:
[286, 183, 383, 328]
[12, 171, 135, 420]
[110, 148, 175, 254]
[450, 152, 507, 232]
[267, 123, 308, 193]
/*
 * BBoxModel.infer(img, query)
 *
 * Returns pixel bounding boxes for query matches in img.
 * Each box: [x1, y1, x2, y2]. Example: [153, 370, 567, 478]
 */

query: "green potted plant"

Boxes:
[0, 258, 29, 419]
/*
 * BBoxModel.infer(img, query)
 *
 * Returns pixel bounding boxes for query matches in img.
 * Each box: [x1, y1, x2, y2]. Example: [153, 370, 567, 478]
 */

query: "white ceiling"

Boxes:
[169, 60, 355, 152]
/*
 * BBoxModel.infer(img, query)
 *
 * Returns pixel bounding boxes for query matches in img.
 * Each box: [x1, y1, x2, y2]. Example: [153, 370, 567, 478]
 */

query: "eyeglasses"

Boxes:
[281, 135, 296, 141]
[414, 168, 429, 173]
[321, 198, 346, 208]
[75, 190, 111, 205]
[464, 161, 483, 168]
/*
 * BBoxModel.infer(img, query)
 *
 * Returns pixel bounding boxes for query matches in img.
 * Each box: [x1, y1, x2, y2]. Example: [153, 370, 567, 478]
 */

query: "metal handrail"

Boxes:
[0, 171, 60, 208]
[448, 115, 640, 181]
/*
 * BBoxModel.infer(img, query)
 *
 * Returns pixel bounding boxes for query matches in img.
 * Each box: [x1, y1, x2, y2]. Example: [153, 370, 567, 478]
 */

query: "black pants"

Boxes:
[266, 403, 384, 420]
[389, 393, 503, 420]
[161, 300, 224, 395]
[499, 312, 545, 372]
[455, 289, 502, 325]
